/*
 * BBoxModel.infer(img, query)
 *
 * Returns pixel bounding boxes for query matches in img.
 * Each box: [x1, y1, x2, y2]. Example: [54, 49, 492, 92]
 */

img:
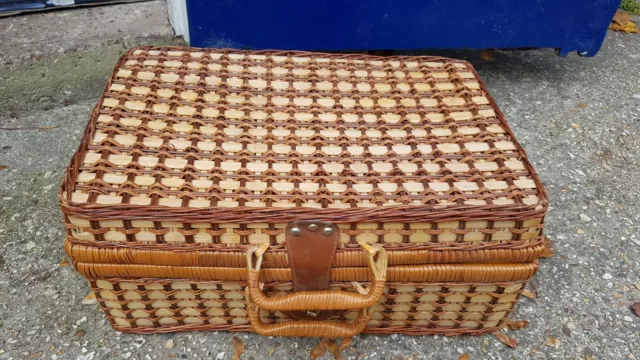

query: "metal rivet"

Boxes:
[290, 227, 301, 236]
[308, 223, 319, 232]
[322, 227, 334, 236]
[306, 310, 320, 317]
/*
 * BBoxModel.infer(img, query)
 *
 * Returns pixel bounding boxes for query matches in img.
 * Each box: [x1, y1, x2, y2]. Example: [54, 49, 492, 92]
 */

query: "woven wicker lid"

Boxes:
[61, 47, 547, 223]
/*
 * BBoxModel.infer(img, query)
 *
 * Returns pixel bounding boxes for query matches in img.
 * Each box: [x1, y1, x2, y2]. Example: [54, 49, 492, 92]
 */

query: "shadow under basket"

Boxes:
[61, 46, 549, 338]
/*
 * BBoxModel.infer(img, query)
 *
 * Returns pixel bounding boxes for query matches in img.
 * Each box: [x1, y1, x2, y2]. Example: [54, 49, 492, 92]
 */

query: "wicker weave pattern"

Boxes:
[93, 279, 525, 333]
[61, 47, 547, 224]
[60, 47, 549, 337]
[65, 217, 543, 249]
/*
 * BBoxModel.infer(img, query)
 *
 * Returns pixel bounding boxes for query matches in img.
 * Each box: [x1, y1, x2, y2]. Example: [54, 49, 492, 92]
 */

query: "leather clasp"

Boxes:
[284, 220, 340, 320]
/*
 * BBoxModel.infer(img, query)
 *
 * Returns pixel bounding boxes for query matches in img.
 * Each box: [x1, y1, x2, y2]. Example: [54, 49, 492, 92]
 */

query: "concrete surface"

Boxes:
[0, 5, 640, 359]
[0, 0, 184, 118]
[0, 1, 172, 65]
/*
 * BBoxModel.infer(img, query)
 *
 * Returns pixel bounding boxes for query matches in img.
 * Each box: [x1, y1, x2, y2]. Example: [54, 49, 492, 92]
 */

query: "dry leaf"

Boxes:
[571, 123, 581, 129]
[506, 320, 529, 330]
[613, 9, 632, 25]
[232, 336, 245, 360]
[611, 10, 631, 25]
[613, 10, 635, 26]
[331, 337, 353, 360]
[0, 165, 7, 171]
[459, 354, 469, 360]
[310, 338, 352, 360]
[310, 338, 334, 360]
[617, 21, 639, 33]
[494, 331, 518, 348]
[544, 337, 560, 349]
[632, 302, 640, 317]
[480, 49, 495, 61]
[610, 10, 639, 33]
[82, 292, 97, 305]
[576, 103, 587, 109]
[615, 293, 623, 299]
[59, 259, 69, 267]
[541, 237, 554, 258]
[521, 290, 537, 299]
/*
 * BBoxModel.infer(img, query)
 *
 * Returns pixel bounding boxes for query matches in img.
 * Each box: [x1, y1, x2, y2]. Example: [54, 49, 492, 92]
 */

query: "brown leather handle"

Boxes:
[246, 243, 387, 311]
[248, 271, 385, 310]
[247, 301, 373, 337]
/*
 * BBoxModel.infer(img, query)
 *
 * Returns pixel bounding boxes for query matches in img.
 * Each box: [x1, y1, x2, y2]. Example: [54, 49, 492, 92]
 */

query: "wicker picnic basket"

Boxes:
[61, 46, 548, 339]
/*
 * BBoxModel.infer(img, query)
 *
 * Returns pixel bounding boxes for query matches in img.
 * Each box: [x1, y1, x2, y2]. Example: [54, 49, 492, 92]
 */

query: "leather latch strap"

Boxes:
[285, 220, 339, 319]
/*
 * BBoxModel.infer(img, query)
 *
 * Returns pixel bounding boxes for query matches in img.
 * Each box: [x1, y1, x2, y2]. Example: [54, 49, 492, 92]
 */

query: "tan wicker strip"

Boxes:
[65, 239, 545, 266]
[247, 304, 372, 337]
[74, 262, 538, 282]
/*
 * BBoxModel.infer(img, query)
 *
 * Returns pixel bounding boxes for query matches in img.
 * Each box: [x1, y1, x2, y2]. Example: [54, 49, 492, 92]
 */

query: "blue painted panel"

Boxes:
[0, 0, 143, 15]
[186, 0, 620, 56]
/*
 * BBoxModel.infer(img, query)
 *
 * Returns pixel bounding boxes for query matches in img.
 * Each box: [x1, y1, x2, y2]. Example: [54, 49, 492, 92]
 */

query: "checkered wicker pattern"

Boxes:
[93, 279, 526, 334]
[67, 48, 543, 212]
[61, 47, 548, 336]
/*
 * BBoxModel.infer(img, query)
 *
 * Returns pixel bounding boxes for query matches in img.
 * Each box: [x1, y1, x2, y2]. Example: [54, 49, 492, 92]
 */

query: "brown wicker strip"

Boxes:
[65, 234, 545, 252]
[74, 262, 538, 282]
[64, 217, 544, 250]
[246, 242, 388, 313]
[65, 239, 545, 266]
[247, 304, 372, 337]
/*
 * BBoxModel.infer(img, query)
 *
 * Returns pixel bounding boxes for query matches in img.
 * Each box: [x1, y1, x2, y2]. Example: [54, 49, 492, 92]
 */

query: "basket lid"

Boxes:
[61, 47, 547, 223]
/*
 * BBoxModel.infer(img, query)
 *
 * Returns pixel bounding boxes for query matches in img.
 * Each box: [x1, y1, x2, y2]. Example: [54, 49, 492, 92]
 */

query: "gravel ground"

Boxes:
[1, 30, 640, 360]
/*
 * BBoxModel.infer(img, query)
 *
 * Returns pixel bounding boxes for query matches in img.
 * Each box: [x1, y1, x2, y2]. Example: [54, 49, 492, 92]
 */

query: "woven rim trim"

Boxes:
[65, 238, 545, 266]
[65, 235, 544, 252]
[73, 262, 538, 282]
